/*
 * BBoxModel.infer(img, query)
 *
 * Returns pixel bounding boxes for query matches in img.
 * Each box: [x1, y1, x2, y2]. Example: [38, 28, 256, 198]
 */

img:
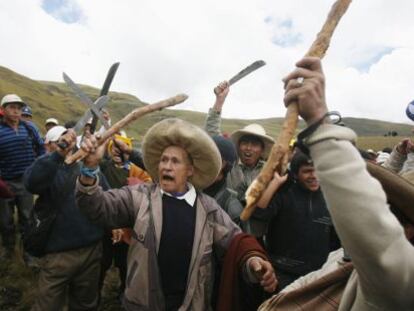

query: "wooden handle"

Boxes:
[64, 94, 188, 164]
[240, 0, 352, 221]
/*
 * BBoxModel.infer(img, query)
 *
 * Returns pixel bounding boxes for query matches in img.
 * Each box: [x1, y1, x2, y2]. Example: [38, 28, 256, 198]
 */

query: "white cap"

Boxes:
[44, 126, 67, 144]
[45, 118, 59, 125]
[1, 94, 25, 107]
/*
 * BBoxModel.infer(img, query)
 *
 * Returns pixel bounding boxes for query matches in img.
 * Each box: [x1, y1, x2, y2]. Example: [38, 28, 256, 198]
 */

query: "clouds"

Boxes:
[0, 0, 413, 123]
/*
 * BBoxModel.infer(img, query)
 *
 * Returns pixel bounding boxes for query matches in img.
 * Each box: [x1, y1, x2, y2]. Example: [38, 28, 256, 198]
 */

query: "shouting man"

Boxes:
[76, 118, 277, 310]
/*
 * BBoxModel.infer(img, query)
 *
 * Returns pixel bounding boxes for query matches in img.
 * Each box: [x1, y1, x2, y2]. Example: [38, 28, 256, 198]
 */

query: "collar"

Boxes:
[160, 183, 197, 206]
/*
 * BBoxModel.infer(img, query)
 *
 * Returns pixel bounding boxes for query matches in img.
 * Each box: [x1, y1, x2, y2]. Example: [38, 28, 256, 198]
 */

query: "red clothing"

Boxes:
[217, 233, 269, 311]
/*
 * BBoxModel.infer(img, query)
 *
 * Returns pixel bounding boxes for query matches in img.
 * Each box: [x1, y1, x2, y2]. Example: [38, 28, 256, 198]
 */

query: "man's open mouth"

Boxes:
[162, 175, 174, 181]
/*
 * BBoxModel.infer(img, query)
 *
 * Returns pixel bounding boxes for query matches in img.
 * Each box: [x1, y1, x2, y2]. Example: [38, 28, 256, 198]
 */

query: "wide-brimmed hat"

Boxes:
[366, 161, 414, 223]
[142, 118, 221, 189]
[231, 124, 274, 159]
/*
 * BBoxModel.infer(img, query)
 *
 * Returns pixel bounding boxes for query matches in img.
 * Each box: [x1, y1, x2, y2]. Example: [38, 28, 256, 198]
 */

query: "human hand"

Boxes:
[80, 134, 106, 168]
[270, 172, 288, 187]
[213, 81, 230, 111]
[248, 257, 278, 293]
[283, 57, 328, 126]
[56, 129, 77, 158]
[396, 138, 414, 155]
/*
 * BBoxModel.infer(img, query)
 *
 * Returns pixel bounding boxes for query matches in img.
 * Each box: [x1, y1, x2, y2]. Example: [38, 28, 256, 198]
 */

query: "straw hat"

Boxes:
[366, 162, 414, 223]
[231, 124, 274, 159]
[142, 118, 221, 189]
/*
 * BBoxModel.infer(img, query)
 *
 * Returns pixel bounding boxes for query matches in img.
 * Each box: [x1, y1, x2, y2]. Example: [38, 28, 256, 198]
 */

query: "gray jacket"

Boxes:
[205, 108, 267, 236]
[76, 181, 242, 310]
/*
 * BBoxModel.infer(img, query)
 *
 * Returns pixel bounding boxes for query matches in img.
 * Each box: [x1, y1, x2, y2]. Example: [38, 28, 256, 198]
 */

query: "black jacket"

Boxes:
[24, 152, 107, 253]
[253, 182, 340, 277]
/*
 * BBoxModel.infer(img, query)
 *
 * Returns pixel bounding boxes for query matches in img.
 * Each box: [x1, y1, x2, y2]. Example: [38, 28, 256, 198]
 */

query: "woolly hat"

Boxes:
[142, 118, 221, 189]
[231, 124, 274, 159]
[212, 135, 237, 166]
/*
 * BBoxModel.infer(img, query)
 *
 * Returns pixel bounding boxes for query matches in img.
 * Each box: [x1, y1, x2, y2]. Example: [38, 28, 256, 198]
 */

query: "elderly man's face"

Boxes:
[238, 136, 264, 168]
[158, 146, 194, 193]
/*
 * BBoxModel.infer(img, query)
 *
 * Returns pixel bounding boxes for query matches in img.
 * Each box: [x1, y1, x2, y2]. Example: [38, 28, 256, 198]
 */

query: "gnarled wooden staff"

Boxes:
[240, 0, 352, 221]
[65, 94, 188, 164]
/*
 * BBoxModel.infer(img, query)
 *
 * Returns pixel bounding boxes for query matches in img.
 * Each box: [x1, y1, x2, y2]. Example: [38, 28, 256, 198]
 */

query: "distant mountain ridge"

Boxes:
[1, 65, 412, 139]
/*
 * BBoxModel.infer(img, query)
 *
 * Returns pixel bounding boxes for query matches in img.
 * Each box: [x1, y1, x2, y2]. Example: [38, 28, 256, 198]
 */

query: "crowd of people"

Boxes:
[0, 56, 413, 310]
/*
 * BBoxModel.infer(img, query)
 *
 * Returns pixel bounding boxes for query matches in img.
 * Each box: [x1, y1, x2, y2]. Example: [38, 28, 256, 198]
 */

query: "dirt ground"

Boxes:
[0, 245, 123, 311]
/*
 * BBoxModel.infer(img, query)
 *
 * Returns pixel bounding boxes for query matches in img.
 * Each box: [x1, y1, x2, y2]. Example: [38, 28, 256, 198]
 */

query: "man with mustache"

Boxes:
[205, 81, 274, 237]
[76, 118, 277, 310]
[253, 150, 340, 291]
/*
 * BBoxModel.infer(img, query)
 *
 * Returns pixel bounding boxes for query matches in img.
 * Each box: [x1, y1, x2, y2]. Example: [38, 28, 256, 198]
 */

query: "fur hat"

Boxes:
[231, 124, 274, 159]
[142, 118, 221, 189]
[366, 162, 414, 223]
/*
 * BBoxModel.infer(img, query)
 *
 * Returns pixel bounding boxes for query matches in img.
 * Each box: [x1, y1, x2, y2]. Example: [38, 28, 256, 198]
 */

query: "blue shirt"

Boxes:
[0, 120, 45, 180]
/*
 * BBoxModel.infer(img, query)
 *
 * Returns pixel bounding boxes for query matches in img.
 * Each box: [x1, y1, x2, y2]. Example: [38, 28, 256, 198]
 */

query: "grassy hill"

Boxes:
[1, 65, 412, 143]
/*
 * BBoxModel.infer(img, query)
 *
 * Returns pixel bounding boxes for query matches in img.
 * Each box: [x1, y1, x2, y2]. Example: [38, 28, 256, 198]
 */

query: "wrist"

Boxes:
[80, 164, 100, 179]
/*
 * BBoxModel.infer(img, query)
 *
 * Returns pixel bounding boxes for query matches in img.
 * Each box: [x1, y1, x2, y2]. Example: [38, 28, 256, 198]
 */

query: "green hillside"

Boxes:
[1, 65, 412, 141]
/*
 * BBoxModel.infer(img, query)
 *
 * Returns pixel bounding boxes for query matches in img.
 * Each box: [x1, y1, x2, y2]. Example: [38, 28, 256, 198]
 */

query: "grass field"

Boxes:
[356, 136, 404, 151]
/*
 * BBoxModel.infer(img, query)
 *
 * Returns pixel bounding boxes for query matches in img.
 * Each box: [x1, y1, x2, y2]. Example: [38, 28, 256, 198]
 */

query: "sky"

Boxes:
[1, 0, 414, 123]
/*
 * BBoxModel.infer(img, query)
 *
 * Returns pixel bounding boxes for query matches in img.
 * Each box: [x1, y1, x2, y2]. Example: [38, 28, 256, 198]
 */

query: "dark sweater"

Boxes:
[254, 183, 340, 279]
[24, 152, 106, 253]
[157, 194, 196, 310]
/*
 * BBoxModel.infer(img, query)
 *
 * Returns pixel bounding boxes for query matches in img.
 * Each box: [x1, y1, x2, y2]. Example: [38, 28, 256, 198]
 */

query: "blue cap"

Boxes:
[406, 100, 414, 121]
[22, 105, 32, 116]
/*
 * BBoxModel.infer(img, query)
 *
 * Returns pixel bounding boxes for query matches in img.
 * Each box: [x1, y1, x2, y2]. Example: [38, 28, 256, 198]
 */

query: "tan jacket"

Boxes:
[76, 182, 242, 310]
[261, 124, 414, 310]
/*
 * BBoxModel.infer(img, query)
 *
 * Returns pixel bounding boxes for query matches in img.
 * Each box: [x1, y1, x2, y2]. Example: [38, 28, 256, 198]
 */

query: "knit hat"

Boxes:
[231, 124, 274, 159]
[142, 118, 221, 189]
[212, 135, 237, 166]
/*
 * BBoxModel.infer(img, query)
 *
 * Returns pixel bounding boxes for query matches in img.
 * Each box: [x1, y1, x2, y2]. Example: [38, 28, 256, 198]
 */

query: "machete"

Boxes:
[89, 62, 120, 133]
[63, 72, 110, 130]
[228, 60, 266, 86]
[57, 95, 109, 149]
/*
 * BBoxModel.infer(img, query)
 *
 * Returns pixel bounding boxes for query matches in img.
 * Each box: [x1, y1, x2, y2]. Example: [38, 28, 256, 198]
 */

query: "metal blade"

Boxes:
[73, 96, 109, 133]
[90, 62, 120, 133]
[63, 72, 110, 130]
[228, 60, 266, 86]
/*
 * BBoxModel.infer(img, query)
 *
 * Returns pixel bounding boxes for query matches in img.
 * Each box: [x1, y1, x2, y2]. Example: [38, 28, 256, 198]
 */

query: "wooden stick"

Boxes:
[65, 94, 189, 164]
[240, 0, 352, 221]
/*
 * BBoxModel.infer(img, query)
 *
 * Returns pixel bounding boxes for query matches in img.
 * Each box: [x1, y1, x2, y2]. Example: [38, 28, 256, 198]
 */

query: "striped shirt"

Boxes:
[0, 120, 45, 180]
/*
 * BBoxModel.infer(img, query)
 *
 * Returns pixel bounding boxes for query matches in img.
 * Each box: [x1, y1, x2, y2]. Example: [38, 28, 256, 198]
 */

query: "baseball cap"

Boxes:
[22, 105, 32, 116]
[45, 118, 59, 125]
[1, 94, 25, 107]
[44, 126, 67, 144]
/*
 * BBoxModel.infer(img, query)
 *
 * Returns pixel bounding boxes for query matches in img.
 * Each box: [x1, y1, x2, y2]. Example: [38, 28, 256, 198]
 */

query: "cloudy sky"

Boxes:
[1, 0, 414, 123]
